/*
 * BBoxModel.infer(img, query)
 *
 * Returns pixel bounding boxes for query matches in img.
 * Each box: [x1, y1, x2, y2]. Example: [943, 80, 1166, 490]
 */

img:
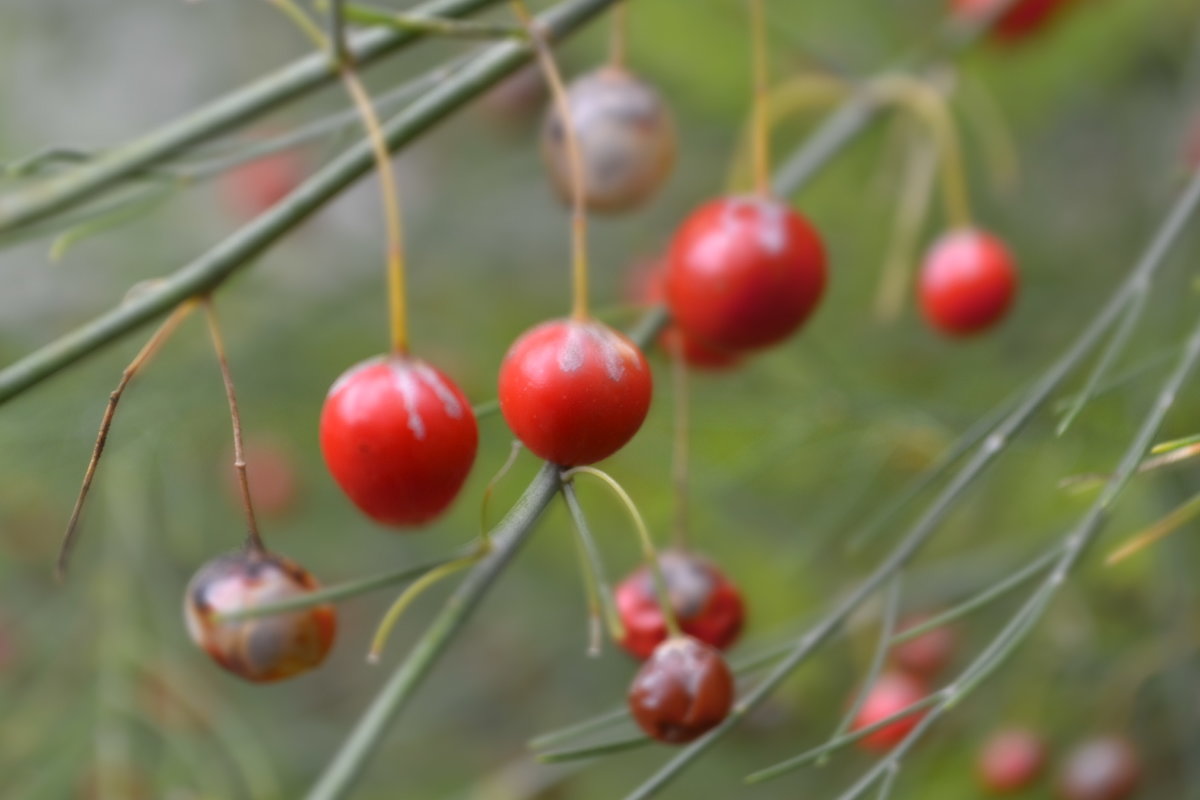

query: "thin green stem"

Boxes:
[823, 575, 903, 761]
[562, 481, 625, 650]
[562, 466, 682, 639]
[338, 2, 526, 38]
[216, 549, 475, 621]
[1056, 290, 1147, 436]
[888, 546, 1059, 644]
[538, 733, 648, 763]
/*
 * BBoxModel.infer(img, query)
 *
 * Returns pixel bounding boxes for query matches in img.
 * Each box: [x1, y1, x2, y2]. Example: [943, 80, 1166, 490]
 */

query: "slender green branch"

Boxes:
[337, 2, 526, 38]
[538, 733, 649, 763]
[0, 0, 617, 405]
[0, 0, 504, 233]
[215, 549, 475, 621]
[888, 546, 1059, 644]
[306, 463, 560, 800]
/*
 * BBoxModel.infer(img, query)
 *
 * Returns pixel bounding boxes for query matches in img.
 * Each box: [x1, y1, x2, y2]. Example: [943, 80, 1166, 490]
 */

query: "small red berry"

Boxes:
[626, 257, 742, 370]
[223, 438, 301, 518]
[951, 0, 1075, 42]
[628, 636, 734, 744]
[320, 356, 478, 527]
[666, 196, 827, 353]
[918, 229, 1017, 336]
[979, 728, 1048, 794]
[851, 671, 930, 751]
[221, 150, 304, 218]
[892, 615, 956, 678]
[616, 550, 745, 660]
[1057, 737, 1141, 800]
[542, 66, 676, 213]
[184, 551, 337, 683]
[498, 318, 652, 466]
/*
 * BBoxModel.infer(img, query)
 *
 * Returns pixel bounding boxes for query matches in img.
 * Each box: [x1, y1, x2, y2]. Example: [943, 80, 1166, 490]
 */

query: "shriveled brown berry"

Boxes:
[184, 550, 336, 683]
[1058, 736, 1140, 800]
[627, 636, 734, 744]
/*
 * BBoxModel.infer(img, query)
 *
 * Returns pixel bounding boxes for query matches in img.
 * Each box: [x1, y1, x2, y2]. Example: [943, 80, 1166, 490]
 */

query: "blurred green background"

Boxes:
[3, 0, 1200, 797]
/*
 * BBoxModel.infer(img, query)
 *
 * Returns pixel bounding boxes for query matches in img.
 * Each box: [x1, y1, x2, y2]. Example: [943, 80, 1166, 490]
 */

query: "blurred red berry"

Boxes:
[951, 0, 1076, 42]
[979, 728, 1048, 794]
[851, 671, 930, 751]
[224, 438, 300, 518]
[221, 150, 304, 218]
[625, 257, 742, 370]
[892, 614, 956, 678]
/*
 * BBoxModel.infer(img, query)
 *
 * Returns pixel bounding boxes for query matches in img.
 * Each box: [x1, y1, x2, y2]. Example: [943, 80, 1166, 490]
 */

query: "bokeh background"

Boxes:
[3, 0, 1200, 797]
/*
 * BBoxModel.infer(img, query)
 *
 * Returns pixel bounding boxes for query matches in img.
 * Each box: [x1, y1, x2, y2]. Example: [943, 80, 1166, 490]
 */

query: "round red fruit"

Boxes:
[1058, 737, 1140, 800]
[616, 549, 745, 660]
[320, 356, 478, 526]
[498, 318, 652, 466]
[979, 728, 1048, 794]
[951, 0, 1075, 42]
[666, 196, 827, 353]
[918, 229, 1017, 336]
[542, 66, 676, 213]
[628, 636, 734, 744]
[184, 550, 336, 683]
[851, 671, 930, 751]
[892, 614, 956, 678]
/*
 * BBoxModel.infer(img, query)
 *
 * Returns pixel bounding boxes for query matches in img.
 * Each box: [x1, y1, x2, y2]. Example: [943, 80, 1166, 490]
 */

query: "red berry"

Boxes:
[666, 196, 827, 353]
[951, 0, 1075, 42]
[892, 615, 956, 678]
[626, 257, 742, 370]
[542, 66, 676, 213]
[979, 728, 1048, 794]
[1058, 737, 1140, 800]
[851, 671, 930, 751]
[498, 318, 652, 466]
[221, 150, 303, 218]
[223, 438, 301, 518]
[184, 551, 337, 683]
[616, 550, 746, 660]
[320, 356, 478, 526]
[628, 636, 734, 744]
[918, 229, 1017, 336]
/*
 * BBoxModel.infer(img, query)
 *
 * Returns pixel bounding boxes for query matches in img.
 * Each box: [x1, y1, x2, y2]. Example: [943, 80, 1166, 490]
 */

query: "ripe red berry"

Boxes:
[616, 549, 745, 660]
[223, 438, 300, 518]
[666, 196, 827, 353]
[221, 150, 303, 218]
[851, 671, 930, 751]
[892, 615, 956, 678]
[498, 318, 652, 466]
[625, 257, 742, 370]
[1057, 737, 1141, 800]
[628, 636, 734, 744]
[918, 229, 1017, 336]
[184, 551, 336, 683]
[542, 66, 676, 213]
[951, 0, 1075, 42]
[979, 728, 1048, 794]
[320, 356, 478, 527]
